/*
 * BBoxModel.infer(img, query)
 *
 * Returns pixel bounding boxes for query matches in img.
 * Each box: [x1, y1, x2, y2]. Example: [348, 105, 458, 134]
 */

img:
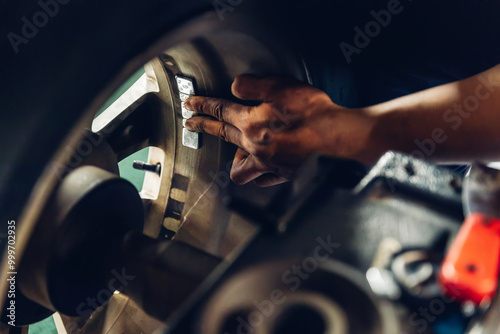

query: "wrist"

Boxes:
[360, 102, 416, 163]
[347, 107, 387, 164]
[316, 106, 384, 164]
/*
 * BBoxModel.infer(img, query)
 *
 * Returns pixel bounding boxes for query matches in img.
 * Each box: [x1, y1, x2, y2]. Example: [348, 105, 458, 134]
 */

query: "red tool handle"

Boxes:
[439, 213, 500, 305]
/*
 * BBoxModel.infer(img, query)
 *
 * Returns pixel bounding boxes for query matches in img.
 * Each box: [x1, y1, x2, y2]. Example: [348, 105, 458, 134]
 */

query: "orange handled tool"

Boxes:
[439, 213, 500, 305]
[439, 163, 500, 306]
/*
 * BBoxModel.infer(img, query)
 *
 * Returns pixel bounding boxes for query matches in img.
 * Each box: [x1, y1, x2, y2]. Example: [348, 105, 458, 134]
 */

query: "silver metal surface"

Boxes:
[182, 128, 200, 150]
[179, 92, 190, 102]
[463, 163, 500, 217]
[366, 238, 402, 300]
[182, 106, 194, 119]
[176, 75, 199, 149]
[175, 76, 195, 95]
[366, 267, 401, 300]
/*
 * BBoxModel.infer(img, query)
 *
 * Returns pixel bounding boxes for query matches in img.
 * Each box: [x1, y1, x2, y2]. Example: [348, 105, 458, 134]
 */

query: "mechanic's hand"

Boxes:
[184, 75, 374, 187]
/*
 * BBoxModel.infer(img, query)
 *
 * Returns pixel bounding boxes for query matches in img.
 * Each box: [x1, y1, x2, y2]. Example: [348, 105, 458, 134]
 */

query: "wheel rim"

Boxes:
[0, 10, 308, 326]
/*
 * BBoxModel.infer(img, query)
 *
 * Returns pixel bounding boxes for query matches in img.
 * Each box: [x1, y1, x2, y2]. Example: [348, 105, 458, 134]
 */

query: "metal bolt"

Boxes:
[133, 161, 161, 175]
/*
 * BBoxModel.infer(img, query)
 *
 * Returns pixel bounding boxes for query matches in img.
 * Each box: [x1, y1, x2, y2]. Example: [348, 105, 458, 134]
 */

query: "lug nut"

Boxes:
[133, 161, 161, 175]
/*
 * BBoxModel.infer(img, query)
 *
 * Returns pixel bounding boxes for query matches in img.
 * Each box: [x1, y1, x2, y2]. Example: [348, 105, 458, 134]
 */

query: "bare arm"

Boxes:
[366, 64, 500, 163]
[184, 65, 500, 186]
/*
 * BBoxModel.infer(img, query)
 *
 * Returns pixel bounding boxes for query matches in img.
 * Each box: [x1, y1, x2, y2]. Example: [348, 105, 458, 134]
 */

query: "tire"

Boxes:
[0, 0, 213, 259]
[0, 0, 306, 325]
[0, 0, 218, 325]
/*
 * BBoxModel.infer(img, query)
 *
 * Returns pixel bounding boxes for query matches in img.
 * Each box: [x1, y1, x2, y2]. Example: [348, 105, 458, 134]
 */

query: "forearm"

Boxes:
[363, 64, 500, 163]
[185, 70, 500, 186]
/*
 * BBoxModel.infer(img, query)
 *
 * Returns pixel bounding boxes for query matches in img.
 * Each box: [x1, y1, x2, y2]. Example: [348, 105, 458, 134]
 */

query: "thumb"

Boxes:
[253, 173, 289, 187]
[231, 74, 300, 102]
[230, 149, 269, 185]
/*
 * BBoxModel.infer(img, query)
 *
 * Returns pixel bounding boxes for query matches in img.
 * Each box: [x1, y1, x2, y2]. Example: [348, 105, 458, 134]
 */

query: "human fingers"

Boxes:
[230, 148, 270, 185]
[231, 74, 302, 102]
[184, 96, 250, 129]
[185, 116, 243, 147]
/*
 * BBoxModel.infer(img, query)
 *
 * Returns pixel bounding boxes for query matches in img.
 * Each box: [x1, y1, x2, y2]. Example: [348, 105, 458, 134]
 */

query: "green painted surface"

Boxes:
[29, 68, 149, 333]
[95, 66, 150, 191]
[119, 147, 149, 191]
[28, 315, 57, 334]
[113, 68, 150, 191]
[94, 68, 146, 118]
